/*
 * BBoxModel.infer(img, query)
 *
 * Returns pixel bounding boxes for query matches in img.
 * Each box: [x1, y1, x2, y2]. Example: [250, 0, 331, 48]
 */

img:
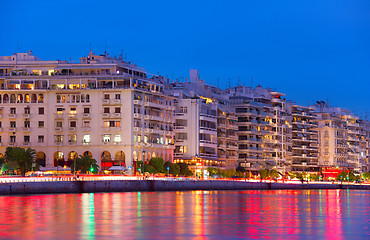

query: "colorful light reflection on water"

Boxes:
[0, 190, 369, 239]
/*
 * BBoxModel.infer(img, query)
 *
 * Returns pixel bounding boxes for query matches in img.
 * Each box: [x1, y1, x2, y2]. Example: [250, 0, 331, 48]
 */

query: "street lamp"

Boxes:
[195, 154, 198, 178]
[142, 150, 146, 175]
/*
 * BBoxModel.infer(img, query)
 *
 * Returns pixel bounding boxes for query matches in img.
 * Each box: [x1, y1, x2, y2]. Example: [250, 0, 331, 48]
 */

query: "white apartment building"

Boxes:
[313, 103, 367, 173]
[0, 51, 175, 171]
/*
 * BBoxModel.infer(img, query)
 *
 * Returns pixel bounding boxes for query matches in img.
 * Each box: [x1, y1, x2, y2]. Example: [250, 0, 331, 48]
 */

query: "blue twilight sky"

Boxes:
[1, 0, 369, 117]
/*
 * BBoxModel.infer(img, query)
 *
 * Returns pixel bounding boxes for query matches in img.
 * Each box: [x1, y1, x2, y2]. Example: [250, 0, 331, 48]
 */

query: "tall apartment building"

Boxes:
[291, 105, 319, 172]
[170, 70, 225, 172]
[0, 51, 175, 171]
[313, 103, 367, 173]
[224, 85, 292, 172]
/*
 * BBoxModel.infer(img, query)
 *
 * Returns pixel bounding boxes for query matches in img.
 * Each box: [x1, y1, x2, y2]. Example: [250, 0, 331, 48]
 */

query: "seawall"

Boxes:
[0, 180, 369, 195]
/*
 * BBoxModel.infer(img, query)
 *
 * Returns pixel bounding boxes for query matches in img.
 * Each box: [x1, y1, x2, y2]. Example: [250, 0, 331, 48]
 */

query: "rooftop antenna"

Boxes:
[104, 40, 107, 54]
[89, 42, 92, 52]
[16, 41, 20, 53]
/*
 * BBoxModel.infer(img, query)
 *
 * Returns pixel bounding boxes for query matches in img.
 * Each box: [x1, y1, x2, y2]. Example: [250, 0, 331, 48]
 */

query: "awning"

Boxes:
[108, 166, 127, 171]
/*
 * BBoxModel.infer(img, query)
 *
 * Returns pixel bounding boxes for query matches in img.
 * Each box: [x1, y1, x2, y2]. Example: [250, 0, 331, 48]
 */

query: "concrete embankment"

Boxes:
[0, 180, 369, 195]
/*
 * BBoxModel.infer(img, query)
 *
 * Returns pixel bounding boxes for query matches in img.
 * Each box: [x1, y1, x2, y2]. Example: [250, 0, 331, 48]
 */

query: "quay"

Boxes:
[0, 177, 369, 195]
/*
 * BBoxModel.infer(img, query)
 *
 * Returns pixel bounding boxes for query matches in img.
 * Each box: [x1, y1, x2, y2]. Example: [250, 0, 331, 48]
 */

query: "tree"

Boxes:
[177, 162, 193, 176]
[144, 164, 157, 174]
[71, 155, 99, 174]
[4, 147, 36, 176]
[309, 173, 320, 181]
[149, 157, 165, 173]
[207, 167, 219, 177]
[164, 161, 180, 176]
[336, 171, 349, 181]
[258, 169, 269, 179]
[362, 172, 370, 180]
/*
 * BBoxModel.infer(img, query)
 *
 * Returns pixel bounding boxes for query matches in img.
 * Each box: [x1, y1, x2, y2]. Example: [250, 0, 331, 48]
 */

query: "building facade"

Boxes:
[0, 51, 175, 171]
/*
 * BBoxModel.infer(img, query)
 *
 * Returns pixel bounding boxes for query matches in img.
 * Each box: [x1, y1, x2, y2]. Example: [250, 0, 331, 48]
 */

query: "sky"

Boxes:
[1, 0, 369, 117]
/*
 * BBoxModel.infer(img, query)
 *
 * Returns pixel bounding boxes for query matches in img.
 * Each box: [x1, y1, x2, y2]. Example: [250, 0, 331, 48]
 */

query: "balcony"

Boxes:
[102, 113, 110, 118]
[23, 114, 30, 118]
[9, 127, 17, 132]
[68, 141, 77, 146]
[9, 114, 17, 118]
[55, 113, 64, 118]
[134, 99, 142, 105]
[82, 113, 90, 118]
[22, 127, 31, 132]
[111, 113, 121, 118]
[8, 142, 16, 146]
[81, 127, 91, 131]
[55, 127, 63, 132]
[111, 99, 121, 104]
[68, 127, 77, 131]
[102, 99, 110, 103]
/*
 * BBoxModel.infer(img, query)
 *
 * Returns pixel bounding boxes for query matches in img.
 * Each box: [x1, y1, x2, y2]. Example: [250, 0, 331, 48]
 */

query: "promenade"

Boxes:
[0, 176, 369, 195]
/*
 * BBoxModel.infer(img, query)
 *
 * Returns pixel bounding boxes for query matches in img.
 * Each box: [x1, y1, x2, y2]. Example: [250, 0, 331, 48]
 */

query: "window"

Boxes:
[104, 94, 110, 100]
[84, 107, 90, 114]
[57, 108, 64, 114]
[39, 107, 44, 115]
[56, 121, 63, 127]
[38, 121, 44, 128]
[115, 94, 120, 99]
[0, 122, 2, 128]
[83, 120, 90, 127]
[69, 135, 77, 143]
[0, 136, 1, 143]
[70, 107, 77, 114]
[24, 135, 30, 143]
[83, 135, 90, 143]
[10, 135, 16, 143]
[114, 135, 121, 142]
[10, 121, 16, 128]
[38, 135, 44, 143]
[24, 120, 30, 128]
[70, 121, 76, 128]
[103, 135, 110, 142]
[86, 94, 90, 103]
[10, 108, 16, 114]
[55, 135, 63, 143]
[24, 107, 30, 114]
[104, 108, 110, 113]
[115, 107, 121, 113]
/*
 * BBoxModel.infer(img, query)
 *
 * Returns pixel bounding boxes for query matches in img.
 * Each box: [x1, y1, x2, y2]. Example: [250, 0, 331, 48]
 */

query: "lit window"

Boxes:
[70, 107, 77, 114]
[103, 135, 110, 142]
[83, 135, 90, 143]
[114, 135, 121, 142]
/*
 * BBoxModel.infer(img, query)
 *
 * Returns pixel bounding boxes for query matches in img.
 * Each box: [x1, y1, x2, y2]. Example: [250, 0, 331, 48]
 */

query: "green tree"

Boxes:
[362, 172, 370, 180]
[164, 161, 180, 176]
[71, 155, 99, 174]
[4, 147, 36, 176]
[270, 169, 280, 179]
[336, 171, 349, 181]
[258, 169, 269, 179]
[309, 173, 320, 181]
[149, 157, 165, 173]
[207, 167, 219, 177]
[177, 162, 193, 176]
[144, 164, 157, 174]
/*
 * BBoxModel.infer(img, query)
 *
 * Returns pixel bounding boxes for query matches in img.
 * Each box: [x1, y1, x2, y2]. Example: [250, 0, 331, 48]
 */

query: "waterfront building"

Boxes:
[224, 85, 292, 172]
[0, 51, 175, 171]
[170, 70, 225, 173]
[313, 102, 367, 173]
[290, 105, 319, 172]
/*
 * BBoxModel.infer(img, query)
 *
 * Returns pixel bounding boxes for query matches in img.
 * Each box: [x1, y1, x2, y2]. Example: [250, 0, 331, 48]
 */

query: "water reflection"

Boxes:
[0, 190, 368, 239]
